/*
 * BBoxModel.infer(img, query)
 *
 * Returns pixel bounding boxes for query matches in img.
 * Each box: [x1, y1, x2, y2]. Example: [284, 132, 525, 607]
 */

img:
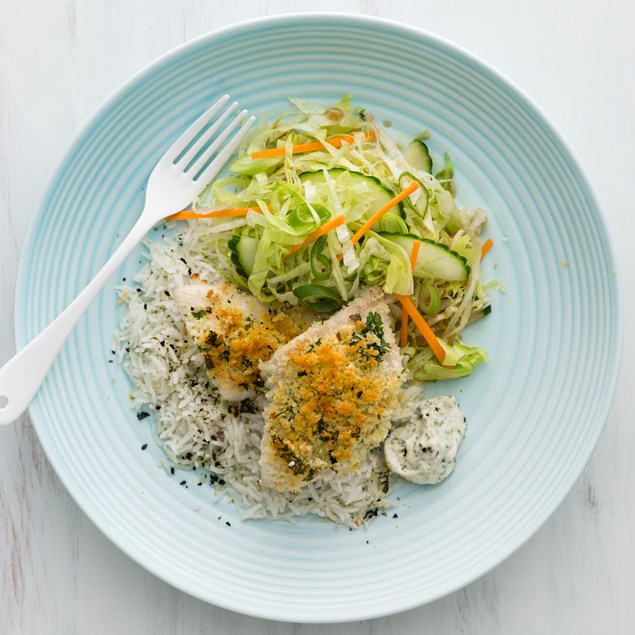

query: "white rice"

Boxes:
[115, 222, 395, 527]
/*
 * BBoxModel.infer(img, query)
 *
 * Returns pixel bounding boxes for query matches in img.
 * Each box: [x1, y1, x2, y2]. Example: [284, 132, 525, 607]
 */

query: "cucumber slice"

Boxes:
[380, 232, 470, 282]
[299, 168, 404, 218]
[228, 235, 258, 278]
[404, 138, 433, 174]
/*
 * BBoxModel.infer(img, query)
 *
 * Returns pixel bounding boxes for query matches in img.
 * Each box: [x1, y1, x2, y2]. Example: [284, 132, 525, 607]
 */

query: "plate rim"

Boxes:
[14, 12, 624, 623]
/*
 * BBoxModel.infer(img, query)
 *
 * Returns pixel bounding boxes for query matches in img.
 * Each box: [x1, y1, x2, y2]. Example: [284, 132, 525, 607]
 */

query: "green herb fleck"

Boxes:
[350, 312, 389, 361]
[271, 436, 306, 476]
[239, 398, 257, 414]
[205, 332, 220, 347]
[316, 418, 339, 443]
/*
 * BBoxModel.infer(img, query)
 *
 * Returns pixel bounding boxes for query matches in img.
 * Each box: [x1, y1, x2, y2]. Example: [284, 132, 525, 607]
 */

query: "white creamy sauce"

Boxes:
[384, 395, 466, 484]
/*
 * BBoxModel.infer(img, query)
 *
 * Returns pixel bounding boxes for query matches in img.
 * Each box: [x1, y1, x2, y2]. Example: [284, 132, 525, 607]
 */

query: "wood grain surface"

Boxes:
[1, 0, 633, 633]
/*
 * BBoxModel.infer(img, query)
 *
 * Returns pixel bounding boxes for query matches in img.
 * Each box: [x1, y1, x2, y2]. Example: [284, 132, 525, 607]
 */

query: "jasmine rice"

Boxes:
[115, 222, 392, 526]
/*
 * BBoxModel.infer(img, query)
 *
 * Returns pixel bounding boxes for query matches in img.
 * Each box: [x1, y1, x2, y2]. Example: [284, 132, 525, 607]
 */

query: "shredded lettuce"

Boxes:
[411, 340, 489, 381]
[189, 97, 493, 381]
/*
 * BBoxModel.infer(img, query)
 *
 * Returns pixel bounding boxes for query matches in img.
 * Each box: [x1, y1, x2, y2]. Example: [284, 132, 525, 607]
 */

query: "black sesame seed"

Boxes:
[164, 290, 170, 297]
[141, 444, 147, 451]
[170, 467, 175, 475]
[225, 521, 231, 527]
[136, 411, 150, 420]
[180, 480, 186, 486]
[143, 303, 148, 310]
[392, 513, 398, 519]
[122, 277, 126, 281]
[218, 479, 226, 486]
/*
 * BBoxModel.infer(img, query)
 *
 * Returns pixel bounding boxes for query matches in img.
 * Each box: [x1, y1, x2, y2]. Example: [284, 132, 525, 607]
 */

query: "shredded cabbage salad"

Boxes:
[190, 97, 492, 381]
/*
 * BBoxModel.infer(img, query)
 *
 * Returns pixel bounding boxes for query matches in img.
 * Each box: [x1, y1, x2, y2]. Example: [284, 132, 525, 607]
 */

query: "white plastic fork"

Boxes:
[0, 95, 255, 424]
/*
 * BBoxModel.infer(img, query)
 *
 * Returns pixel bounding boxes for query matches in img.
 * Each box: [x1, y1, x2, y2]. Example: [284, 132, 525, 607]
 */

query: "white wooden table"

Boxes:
[1, 1, 633, 632]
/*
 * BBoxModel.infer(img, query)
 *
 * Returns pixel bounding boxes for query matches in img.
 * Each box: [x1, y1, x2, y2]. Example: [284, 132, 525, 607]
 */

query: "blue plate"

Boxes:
[16, 14, 621, 622]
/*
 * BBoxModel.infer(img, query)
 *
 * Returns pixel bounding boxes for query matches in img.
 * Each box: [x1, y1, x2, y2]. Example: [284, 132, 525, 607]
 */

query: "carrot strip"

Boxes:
[399, 313, 409, 348]
[481, 237, 494, 260]
[251, 131, 375, 159]
[396, 294, 446, 364]
[287, 215, 346, 255]
[400, 240, 422, 347]
[167, 206, 268, 221]
[350, 181, 420, 247]
[410, 240, 421, 270]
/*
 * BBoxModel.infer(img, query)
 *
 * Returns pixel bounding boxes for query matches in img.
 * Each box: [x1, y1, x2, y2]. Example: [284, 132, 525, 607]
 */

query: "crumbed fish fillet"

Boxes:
[259, 286, 403, 492]
[174, 280, 310, 402]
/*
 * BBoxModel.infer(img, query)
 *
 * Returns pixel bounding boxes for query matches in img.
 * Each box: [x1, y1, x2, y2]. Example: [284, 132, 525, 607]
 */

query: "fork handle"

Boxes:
[0, 214, 156, 425]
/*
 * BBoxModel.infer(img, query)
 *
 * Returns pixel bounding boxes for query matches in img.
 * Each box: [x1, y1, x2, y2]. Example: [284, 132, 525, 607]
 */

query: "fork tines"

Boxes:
[169, 95, 255, 182]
